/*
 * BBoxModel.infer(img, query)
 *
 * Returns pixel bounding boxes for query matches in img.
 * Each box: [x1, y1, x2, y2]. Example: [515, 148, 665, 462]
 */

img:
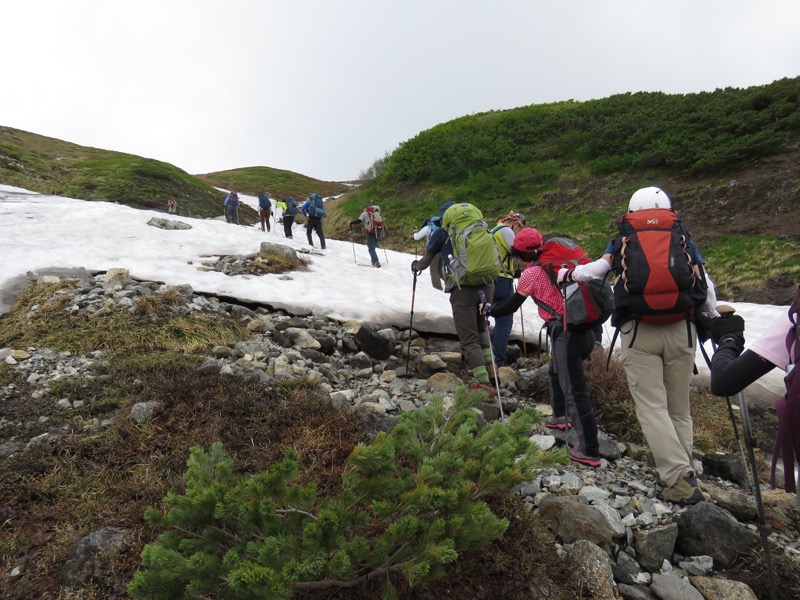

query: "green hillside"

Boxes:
[0, 126, 232, 219]
[333, 77, 800, 304]
[0, 128, 346, 223]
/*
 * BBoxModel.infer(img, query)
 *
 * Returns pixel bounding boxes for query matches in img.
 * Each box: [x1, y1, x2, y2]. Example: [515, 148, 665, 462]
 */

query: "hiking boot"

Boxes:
[545, 416, 572, 431]
[660, 477, 704, 505]
[373, 263, 381, 268]
[567, 445, 601, 468]
[471, 382, 497, 399]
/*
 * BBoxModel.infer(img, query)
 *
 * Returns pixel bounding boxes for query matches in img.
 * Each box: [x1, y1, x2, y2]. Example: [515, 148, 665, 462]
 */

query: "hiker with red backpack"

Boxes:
[558, 186, 717, 503]
[483, 227, 604, 467]
[349, 204, 387, 268]
[710, 295, 800, 504]
[411, 201, 500, 397]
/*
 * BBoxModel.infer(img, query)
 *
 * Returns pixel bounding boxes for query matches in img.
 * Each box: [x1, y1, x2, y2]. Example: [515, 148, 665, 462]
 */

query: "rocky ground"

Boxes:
[1, 268, 799, 599]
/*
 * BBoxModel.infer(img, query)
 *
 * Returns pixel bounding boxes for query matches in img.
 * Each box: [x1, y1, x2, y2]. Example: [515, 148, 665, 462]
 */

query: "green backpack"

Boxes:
[442, 203, 501, 288]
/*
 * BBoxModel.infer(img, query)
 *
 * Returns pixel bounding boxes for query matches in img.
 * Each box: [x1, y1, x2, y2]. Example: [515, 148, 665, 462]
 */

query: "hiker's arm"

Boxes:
[487, 290, 529, 317]
[413, 252, 435, 272]
[558, 254, 613, 283]
[700, 269, 718, 316]
[711, 349, 774, 397]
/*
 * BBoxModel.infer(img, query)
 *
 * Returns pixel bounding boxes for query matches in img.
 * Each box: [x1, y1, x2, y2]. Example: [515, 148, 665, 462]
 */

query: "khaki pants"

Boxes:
[449, 283, 493, 370]
[621, 319, 696, 487]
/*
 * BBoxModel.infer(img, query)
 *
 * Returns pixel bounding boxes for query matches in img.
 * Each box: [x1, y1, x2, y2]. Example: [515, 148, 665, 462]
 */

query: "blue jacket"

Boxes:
[300, 200, 312, 217]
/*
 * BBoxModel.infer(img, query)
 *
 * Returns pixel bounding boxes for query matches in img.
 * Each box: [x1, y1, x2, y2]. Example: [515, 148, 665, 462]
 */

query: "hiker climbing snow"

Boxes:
[349, 204, 387, 268]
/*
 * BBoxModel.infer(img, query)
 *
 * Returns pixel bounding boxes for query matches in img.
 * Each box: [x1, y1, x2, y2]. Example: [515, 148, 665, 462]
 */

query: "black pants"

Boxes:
[549, 326, 599, 456]
[306, 216, 326, 249]
[282, 215, 295, 238]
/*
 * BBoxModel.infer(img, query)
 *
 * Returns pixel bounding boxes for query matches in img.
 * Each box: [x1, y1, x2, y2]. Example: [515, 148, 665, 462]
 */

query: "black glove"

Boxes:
[411, 260, 419, 273]
[711, 314, 745, 347]
[480, 302, 493, 316]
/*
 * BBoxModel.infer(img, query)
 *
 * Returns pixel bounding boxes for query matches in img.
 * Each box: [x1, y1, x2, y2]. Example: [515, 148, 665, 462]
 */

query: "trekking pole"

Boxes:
[383, 246, 389, 265]
[478, 290, 505, 420]
[515, 282, 527, 358]
[405, 269, 418, 377]
[706, 307, 752, 489]
[738, 389, 779, 600]
[350, 231, 357, 264]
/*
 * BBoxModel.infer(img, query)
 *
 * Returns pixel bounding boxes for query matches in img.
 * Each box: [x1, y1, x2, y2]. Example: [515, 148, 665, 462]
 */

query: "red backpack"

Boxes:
[771, 286, 800, 493]
[364, 205, 386, 240]
[536, 237, 614, 332]
[612, 208, 707, 325]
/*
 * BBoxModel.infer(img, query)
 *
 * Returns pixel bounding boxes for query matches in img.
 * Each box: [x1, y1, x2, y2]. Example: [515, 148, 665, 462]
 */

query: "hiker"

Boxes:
[274, 197, 298, 238]
[489, 211, 526, 367]
[411, 201, 498, 397]
[167, 196, 177, 214]
[413, 216, 443, 290]
[258, 192, 272, 232]
[709, 298, 800, 502]
[558, 186, 716, 503]
[224, 191, 240, 225]
[300, 193, 326, 249]
[483, 227, 603, 467]
[349, 204, 386, 268]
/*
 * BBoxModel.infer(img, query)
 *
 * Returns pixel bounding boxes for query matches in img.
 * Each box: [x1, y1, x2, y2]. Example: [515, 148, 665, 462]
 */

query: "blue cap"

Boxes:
[439, 201, 456, 217]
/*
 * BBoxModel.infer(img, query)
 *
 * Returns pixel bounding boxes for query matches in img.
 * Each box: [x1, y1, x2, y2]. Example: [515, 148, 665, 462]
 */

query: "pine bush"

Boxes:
[128, 387, 566, 598]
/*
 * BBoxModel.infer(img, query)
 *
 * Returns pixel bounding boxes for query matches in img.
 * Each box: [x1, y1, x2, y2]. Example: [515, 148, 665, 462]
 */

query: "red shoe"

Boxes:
[472, 382, 497, 398]
[568, 446, 601, 468]
[545, 416, 572, 430]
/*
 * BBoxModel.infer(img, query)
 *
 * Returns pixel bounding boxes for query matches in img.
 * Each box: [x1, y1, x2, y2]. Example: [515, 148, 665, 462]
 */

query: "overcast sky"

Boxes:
[4, 1, 799, 181]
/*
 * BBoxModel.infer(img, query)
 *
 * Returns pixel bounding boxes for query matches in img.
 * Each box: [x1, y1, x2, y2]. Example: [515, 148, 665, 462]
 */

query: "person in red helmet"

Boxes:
[483, 227, 602, 467]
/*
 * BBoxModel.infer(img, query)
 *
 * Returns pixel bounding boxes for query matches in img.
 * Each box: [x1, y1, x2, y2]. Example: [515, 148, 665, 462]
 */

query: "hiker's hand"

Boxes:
[557, 268, 574, 284]
[711, 314, 745, 347]
[479, 302, 492, 316]
[411, 260, 420, 274]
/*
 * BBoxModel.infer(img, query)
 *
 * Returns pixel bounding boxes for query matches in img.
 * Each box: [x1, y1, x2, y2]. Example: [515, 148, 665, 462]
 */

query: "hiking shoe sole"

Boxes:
[545, 418, 572, 431]
[568, 446, 601, 468]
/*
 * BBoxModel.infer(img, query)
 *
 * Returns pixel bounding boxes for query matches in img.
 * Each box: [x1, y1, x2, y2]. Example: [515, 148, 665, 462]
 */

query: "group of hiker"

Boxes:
[212, 186, 797, 507]
[221, 191, 323, 246]
[409, 187, 798, 508]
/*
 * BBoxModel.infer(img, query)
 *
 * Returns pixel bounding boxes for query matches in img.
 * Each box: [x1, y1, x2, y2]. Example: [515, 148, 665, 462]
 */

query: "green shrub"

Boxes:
[128, 388, 566, 599]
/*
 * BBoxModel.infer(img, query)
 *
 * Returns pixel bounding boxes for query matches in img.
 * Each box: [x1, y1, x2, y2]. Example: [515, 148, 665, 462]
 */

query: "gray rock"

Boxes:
[674, 502, 760, 569]
[62, 527, 131, 591]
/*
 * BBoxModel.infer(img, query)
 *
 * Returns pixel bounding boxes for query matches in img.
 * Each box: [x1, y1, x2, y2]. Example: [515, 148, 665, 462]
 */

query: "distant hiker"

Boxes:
[413, 216, 443, 290]
[258, 192, 272, 232]
[300, 193, 326, 249]
[710, 292, 800, 502]
[484, 227, 603, 467]
[274, 196, 298, 238]
[558, 186, 717, 503]
[349, 204, 386, 268]
[167, 196, 177, 214]
[412, 201, 500, 396]
[224, 191, 240, 224]
[489, 211, 526, 367]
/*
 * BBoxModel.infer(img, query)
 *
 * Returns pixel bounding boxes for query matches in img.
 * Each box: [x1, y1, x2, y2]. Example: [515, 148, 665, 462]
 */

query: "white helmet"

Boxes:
[628, 186, 671, 212]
